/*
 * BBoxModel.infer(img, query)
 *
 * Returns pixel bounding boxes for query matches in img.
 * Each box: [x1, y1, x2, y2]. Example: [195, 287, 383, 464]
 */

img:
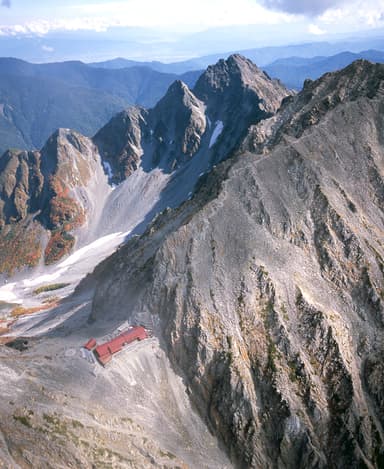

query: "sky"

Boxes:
[0, 0, 384, 61]
[1, 0, 384, 35]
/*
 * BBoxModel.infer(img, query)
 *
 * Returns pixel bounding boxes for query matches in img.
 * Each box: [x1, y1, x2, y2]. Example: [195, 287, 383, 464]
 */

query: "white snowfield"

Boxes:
[209, 120, 224, 148]
[0, 231, 127, 306]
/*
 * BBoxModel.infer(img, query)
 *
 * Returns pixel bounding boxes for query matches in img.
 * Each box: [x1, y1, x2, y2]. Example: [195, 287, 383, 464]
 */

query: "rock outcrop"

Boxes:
[90, 60, 384, 468]
[0, 129, 109, 272]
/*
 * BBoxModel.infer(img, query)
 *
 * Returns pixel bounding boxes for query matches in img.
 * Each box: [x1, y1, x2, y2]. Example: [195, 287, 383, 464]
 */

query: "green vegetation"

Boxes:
[33, 283, 70, 295]
[288, 359, 300, 383]
[13, 414, 32, 428]
[120, 416, 133, 424]
[280, 303, 289, 322]
[237, 291, 245, 307]
[159, 449, 177, 459]
[92, 446, 131, 468]
[0, 222, 42, 274]
[43, 413, 69, 436]
[267, 340, 278, 373]
[226, 336, 234, 364]
[71, 419, 84, 429]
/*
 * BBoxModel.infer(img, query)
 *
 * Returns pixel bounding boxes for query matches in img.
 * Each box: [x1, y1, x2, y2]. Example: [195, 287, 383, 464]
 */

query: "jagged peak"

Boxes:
[42, 127, 88, 149]
[38, 127, 95, 180]
[201, 53, 262, 75]
[0, 147, 31, 159]
[154, 79, 203, 113]
[224, 53, 262, 73]
[301, 58, 384, 103]
[167, 79, 190, 93]
[42, 127, 91, 153]
[193, 54, 290, 121]
[97, 105, 146, 130]
[193, 54, 273, 97]
[93, 105, 147, 149]
[256, 58, 384, 147]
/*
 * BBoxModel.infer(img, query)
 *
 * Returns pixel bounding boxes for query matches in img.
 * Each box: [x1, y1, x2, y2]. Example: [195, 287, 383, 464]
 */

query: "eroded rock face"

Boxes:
[0, 129, 107, 271]
[147, 80, 207, 170]
[93, 106, 148, 183]
[90, 60, 384, 468]
[0, 149, 43, 225]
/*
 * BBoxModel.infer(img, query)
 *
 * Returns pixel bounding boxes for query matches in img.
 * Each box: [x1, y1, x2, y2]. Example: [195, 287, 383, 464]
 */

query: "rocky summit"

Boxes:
[94, 54, 288, 182]
[0, 56, 383, 469]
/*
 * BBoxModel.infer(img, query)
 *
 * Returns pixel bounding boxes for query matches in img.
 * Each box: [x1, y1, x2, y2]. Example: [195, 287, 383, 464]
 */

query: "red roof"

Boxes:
[98, 353, 112, 365]
[94, 326, 148, 365]
[83, 338, 97, 350]
[94, 343, 111, 359]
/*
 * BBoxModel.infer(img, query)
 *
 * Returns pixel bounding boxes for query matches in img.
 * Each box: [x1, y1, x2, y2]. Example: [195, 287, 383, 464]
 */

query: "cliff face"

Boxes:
[90, 60, 384, 468]
[0, 129, 108, 272]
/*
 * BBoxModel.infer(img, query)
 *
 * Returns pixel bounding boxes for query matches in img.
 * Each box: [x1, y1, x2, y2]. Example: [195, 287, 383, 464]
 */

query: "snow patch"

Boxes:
[209, 121, 224, 148]
[0, 232, 128, 311]
[102, 160, 114, 179]
[22, 270, 67, 288]
[58, 231, 126, 269]
[0, 282, 18, 303]
[22, 232, 127, 290]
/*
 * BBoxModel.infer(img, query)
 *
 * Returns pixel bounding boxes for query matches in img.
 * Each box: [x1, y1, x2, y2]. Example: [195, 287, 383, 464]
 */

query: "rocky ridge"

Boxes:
[88, 59, 384, 468]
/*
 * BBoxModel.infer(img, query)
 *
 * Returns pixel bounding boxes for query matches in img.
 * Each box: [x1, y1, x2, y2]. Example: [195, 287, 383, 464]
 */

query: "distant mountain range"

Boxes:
[264, 49, 384, 89]
[0, 58, 201, 155]
[90, 43, 384, 73]
[91, 48, 384, 90]
[1, 46, 384, 157]
[2, 27, 384, 64]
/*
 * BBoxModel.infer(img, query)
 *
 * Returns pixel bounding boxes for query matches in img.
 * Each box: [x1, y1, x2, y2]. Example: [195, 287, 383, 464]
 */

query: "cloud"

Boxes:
[259, 0, 347, 16]
[70, 0, 293, 28]
[42, 45, 54, 53]
[0, 1, 294, 36]
[1, 0, 10, 7]
[320, 0, 384, 27]
[308, 23, 326, 35]
[0, 18, 111, 36]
